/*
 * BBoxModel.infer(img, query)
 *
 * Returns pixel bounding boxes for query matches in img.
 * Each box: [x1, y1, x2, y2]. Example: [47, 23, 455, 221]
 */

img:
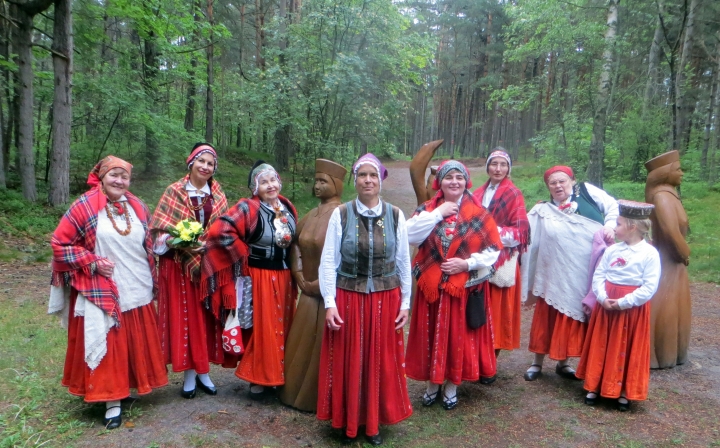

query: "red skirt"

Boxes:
[406, 282, 496, 385]
[576, 282, 650, 401]
[489, 263, 522, 351]
[157, 257, 227, 373]
[62, 291, 168, 402]
[317, 288, 412, 438]
[528, 297, 586, 360]
[235, 266, 295, 386]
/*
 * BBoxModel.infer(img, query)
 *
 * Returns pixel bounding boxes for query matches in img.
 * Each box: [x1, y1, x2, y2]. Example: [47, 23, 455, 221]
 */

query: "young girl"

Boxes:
[576, 200, 661, 411]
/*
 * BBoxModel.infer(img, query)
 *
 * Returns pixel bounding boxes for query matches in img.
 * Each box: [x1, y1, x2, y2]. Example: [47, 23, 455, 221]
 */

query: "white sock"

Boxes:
[197, 373, 215, 388]
[443, 382, 458, 401]
[105, 401, 121, 419]
[557, 359, 569, 367]
[183, 369, 197, 391]
[528, 354, 545, 372]
[250, 384, 265, 394]
[586, 392, 598, 399]
[425, 382, 440, 397]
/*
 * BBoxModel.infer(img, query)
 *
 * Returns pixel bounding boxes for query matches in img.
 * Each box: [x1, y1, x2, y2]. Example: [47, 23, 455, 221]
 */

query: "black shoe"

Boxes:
[340, 432, 356, 445]
[181, 387, 196, 399]
[524, 364, 542, 381]
[479, 375, 496, 385]
[102, 406, 122, 430]
[617, 398, 630, 412]
[196, 376, 218, 395]
[365, 433, 383, 446]
[248, 385, 266, 401]
[442, 391, 458, 411]
[584, 392, 597, 406]
[422, 389, 439, 406]
[555, 363, 579, 380]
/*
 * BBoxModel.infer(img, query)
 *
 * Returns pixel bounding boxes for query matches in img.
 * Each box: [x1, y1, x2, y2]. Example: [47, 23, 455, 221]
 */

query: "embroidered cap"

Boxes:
[618, 199, 654, 219]
[432, 160, 472, 190]
[486, 149, 512, 175]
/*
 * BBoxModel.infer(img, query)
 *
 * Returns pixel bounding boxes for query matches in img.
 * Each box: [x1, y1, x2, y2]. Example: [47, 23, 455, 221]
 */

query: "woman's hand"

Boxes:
[601, 226, 616, 244]
[96, 258, 115, 278]
[436, 201, 459, 218]
[440, 258, 468, 275]
[191, 241, 206, 254]
[582, 303, 593, 316]
[325, 307, 344, 330]
[601, 299, 620, 311]
[395, 309, 409, 330]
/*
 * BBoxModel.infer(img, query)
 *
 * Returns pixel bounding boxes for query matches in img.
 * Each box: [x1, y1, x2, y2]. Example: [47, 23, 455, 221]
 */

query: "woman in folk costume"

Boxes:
[279, 159, 347, 412]
[406, 160, 502, 410]
[203, 160, 298, 399]
[317, 153, 412, 446]
[150, 143, 229, 398]
[644, 150, 691, 369]
[49, 156, 167, 429]
[577, 200, 661, 411]
[472, 149, 530, 358]
[521, 165, 619, 381]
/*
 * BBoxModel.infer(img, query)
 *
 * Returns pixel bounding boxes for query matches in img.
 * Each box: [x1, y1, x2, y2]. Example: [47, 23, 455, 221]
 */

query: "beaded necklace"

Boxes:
[105, 201, 132, 236]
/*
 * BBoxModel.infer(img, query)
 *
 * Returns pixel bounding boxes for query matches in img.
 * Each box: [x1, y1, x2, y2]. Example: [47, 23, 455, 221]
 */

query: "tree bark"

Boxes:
[205, 0, 214, 143]
[675, 0, 698, 154]
[48, 0, 72, 206]
[184, 1, 201, 132]
[642, 16, 664, 118]
[143, 32, 159, 174]
[701, 38, 720, 180]
[587, 0, 619, 187]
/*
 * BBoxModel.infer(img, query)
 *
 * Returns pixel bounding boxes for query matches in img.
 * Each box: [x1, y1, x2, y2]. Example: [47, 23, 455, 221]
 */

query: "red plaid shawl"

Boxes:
[149, 175, 228, 280]
[201, 195, 298, 316]
[51, 186, 155, 323]
[413, 190, 502, 303]
[473, 177, 530, 268]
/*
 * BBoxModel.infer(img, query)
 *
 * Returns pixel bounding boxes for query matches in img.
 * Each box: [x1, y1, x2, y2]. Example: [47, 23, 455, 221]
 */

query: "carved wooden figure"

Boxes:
[409, 139, 443, 204]
[644, 150, 691, 369]
[279, 159, 347, 411]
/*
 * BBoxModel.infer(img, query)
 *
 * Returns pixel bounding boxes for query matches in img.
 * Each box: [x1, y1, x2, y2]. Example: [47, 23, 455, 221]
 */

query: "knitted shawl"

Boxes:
[473, 177, 530, 268]
[413, 190, 502, 303]
[51, 186, 155, 323]
[201, 195, 298, 316]
[149, 175, 228, 280]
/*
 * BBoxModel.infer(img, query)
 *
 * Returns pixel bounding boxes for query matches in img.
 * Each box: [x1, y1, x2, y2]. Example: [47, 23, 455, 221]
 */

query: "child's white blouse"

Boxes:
[592, 240, 661, 309]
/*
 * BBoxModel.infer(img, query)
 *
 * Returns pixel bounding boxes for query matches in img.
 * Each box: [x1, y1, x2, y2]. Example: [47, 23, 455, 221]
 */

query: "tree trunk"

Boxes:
[184, 1, 201, 132]
[642, 16, 664, 117]
[675, 0, 698, 154]
[255, 0, 265, 70]
[701, 38, 720, 180]
[143, 32, 159, 174]
[274, 0, 290, 171]
[205, 0, 214, 143]
[48, 0, 72, 206]
[587, 0, 619, 187]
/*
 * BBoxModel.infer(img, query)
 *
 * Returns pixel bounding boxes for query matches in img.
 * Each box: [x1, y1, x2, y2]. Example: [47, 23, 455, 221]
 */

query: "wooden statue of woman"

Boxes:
[279, 159, 347, 411]
[644, 150, 691, 369]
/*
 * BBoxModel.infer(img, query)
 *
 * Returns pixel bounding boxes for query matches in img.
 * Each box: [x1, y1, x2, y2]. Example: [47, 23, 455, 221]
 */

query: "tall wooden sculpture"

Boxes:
[644, 150, 691, 369]
[409, 139, 443, 204]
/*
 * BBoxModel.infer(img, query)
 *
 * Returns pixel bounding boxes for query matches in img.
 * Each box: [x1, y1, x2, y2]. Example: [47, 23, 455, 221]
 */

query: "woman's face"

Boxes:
[314, 173, 336, 200]
[257, 172, 281, 202]
[190, 153, 215, 185]
[546, 172, 575, 203]
[355, 165, 380, 202]
[440, 170, 466, 201]
[101, 168, 130, 201]
[667, 162, 683, 187]
[487, 157, 509, 184]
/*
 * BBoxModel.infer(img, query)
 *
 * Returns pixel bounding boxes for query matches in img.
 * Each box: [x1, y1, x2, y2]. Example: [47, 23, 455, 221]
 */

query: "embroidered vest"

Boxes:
[247, 204, 296, 270]
[336, 201, 401, 293]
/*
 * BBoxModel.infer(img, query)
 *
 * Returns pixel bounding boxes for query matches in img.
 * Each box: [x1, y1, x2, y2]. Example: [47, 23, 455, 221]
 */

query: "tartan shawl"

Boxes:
[51, 186, 155, 323]
[473, 177, 530, 268]
[201, 195, 298, 317]
[149, 175, 228, 280]
[413, 190, 502, 303]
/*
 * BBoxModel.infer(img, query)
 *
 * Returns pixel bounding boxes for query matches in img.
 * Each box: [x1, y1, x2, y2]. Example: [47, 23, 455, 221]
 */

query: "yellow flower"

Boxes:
[179, 229, 194, 242]
[189, 221, 203, 234]
[174, 221, 186, 233]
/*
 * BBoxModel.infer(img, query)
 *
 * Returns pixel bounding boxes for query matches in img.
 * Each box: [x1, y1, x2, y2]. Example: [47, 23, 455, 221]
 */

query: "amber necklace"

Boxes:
[105, 202, 132, 236]
[187, 190, 210, 211]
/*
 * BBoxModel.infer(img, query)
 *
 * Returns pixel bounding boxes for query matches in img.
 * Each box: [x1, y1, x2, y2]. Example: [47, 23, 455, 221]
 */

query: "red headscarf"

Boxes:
[186, 144, 218, 173]
[543, 165, 574, 184]
[87, 155, 133, 187]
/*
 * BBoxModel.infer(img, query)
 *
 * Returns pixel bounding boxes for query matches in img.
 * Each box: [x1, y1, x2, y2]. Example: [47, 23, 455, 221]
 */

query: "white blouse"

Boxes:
[319, 199, 412, 310]
[552, 182, 619, 228]
[592, 240, 661, 309]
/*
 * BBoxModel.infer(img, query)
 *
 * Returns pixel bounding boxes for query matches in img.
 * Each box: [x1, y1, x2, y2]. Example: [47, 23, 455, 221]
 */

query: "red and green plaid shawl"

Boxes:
[413, 190, 502, 303]
[51, 186, 155, 323]
[473, 177, 530, 268]
[201, 195, 298, 317]
[149, 175, 228, 280]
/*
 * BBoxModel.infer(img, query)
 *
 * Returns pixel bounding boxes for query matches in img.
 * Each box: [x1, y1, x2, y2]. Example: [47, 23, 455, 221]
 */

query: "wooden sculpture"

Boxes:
[409, 139, 444, 205]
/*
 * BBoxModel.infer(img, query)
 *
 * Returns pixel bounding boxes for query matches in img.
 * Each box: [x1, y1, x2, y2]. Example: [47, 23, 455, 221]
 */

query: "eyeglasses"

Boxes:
[489, 162, 509, 168]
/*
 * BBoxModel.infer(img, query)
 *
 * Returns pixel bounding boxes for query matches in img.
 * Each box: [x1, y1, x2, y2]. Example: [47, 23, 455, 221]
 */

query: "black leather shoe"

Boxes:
[442, 391, 458, 411]
[617, 398, 631, 412]
[340, 432, 356, 445]
[524, 364, 542, 381]
[479, 375, 496, 385]
[584, 392, 597, 406]
[365, 433, 383, 446]
[248, 385, 266, 401]
[196, 376, 218, 395]
[555, 363, 579, 380]
[181, 387, 196, 399]
[103, 406, 122, 430]
[422, 389, 439, 406]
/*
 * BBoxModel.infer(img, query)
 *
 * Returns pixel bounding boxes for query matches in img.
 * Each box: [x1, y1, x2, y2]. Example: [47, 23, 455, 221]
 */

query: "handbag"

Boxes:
[222, 310, 244, 355]
[466, 287, 486, 329]
[489, 251, 518, 288]
[236, 276, 254, 329]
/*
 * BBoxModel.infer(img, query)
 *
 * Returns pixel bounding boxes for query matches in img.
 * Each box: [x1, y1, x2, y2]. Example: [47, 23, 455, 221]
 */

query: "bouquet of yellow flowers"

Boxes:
[168, 219, 204, 248]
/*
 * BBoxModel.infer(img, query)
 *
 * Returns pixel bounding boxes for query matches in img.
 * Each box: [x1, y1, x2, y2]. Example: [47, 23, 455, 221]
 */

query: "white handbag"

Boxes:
[489, 251, 518, 288]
